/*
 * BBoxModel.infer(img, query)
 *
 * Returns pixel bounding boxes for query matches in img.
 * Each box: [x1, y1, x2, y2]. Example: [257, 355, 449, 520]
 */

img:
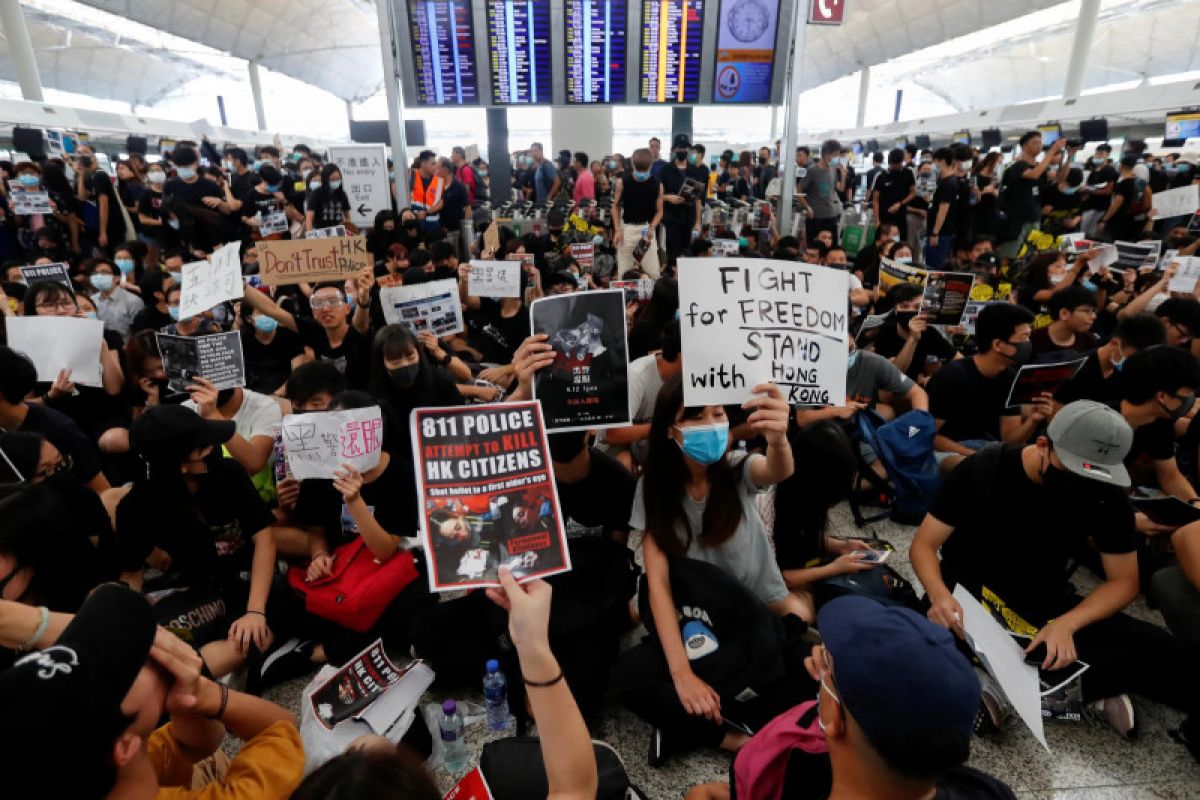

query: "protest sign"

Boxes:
[329, 144, 390, 228]
[568, 243, 595, 272]
[380, 279, 464, 336]
[1114, 240, 1160, 271]
[1168, 256, 1200, 294]
[179, 241, 243, 319]
[306, 225, 349, 239]
[1005, 358, 1087, 408]
[679, 178, 704, 203]
[531, 289, 630, 432]
[411, 402, 570, 592]
[611, 278, 655, 305]
[482, 221, 501, 254]
[309, 640, 417, 729]
[444, 767, 494, 800]
[677, 257, 849, 407]
[18, 262, 73, 291]
[467, 260, 521, 298]
[506, 252, 536, 270]
[712, 239, 740, 257]
[919, 271, 975, 327]
[257, 211, 288, 236]
[156, 331, 246, 393]
[5, 316, 102, 386]
[9, 186, 51, 215]
[1152, 184, 1200, 220]
[258, 237, 370, 285]
[877, 256, 929, 292]
[1088, 244, 1118, 272]
[280, 405, 384, 480]
[854, 312, 891, 347]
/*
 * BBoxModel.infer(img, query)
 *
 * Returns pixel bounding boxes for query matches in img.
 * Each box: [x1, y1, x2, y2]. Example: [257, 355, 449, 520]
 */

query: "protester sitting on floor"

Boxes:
[869, 282, 960, 382]
[1029, 284, 1099, 361]
[1055, 312, 1166, 406]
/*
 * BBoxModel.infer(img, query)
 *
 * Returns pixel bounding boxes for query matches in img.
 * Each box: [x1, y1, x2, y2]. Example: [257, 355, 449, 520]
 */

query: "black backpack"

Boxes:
[480, 737, 648, 800]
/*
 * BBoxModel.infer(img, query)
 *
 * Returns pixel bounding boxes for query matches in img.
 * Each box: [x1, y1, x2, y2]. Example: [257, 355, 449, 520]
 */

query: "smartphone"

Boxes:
[859, 549, 891, 564]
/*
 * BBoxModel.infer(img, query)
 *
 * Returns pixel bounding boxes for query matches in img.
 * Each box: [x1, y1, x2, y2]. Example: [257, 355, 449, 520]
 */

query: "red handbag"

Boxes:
[287, 538, 419, 633]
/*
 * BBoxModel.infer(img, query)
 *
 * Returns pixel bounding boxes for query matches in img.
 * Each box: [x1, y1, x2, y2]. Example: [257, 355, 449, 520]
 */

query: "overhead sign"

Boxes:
[328, 145, 391, 228]
[808, 0, 845, 25]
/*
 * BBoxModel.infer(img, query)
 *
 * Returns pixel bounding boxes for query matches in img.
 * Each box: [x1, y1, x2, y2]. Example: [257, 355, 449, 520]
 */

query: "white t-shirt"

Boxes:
[596, 354, 663, 452]
[185, 388, 281, 442]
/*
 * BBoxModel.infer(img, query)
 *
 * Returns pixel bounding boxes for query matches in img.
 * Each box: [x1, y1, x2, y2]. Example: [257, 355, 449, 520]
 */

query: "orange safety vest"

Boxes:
[411, 172, 442, 212]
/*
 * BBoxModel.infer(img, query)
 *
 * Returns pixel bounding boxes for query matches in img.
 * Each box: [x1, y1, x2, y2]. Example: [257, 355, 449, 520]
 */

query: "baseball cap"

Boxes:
[818, 596, 979, 762]
[0, 584, 157, 778]
[672, 134, 692, 150]
[130, 404, 235, 465]
[1047, 400, 1133, 486]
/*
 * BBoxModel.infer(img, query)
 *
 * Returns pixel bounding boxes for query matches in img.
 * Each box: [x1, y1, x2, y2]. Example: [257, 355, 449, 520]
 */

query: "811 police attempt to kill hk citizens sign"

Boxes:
[677, 258, 849, 407]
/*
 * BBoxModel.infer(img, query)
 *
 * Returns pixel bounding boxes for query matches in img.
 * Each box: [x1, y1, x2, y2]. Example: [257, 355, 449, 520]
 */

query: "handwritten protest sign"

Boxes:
[306, 225, 348, 239]
[9, 186, 51, 215]
[1168, 256, 1200, 294]
[878, 257, 929, 292]
[281, 405, 384, 480]
[467, 260, 521, 298]
[380, 279, 464, 336]
[920, 271, 975, 326]
[411, 402, 570, 591]
[258, 237, 370, 285]
[179, 241, 243, 319]
[5, 316, 102, 386]
[1152, 184, 1200, 220]
[156, 331, 246, 393]
[677, 257, 849, 407]
[19, 262, 73, 291]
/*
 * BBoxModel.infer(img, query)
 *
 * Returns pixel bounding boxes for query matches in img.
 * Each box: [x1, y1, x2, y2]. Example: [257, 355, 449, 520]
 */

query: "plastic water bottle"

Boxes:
[483, 659, 510, 731]
[439, 700, 468, 772]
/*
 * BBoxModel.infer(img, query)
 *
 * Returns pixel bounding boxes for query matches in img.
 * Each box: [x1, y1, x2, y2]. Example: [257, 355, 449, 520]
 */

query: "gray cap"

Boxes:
[1046, 400, 1133, 487]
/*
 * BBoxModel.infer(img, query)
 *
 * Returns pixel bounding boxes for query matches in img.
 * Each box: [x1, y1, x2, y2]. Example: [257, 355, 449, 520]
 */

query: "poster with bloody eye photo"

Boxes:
[411, 402, 570, 592]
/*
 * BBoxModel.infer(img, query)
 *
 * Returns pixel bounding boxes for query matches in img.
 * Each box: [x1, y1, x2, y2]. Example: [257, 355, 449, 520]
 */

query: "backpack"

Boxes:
[816, 563, 922, 612]
[731, 701, 827, 800]
[855, 408, 941, 525]
[286, 538, 419, 633]
[480, 737, 647, 800]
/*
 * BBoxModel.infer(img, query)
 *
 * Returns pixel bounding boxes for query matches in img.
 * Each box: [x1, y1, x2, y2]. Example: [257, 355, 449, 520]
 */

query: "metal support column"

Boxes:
[248, 61, 268, 131]
[375, 0, 410, 206]
[855, 66, 870, 128]
[1063, 0, 1101, 99]
[779, 6, 810, 238]
[487, 109, 511, 204]
[0, 0, 44, 102]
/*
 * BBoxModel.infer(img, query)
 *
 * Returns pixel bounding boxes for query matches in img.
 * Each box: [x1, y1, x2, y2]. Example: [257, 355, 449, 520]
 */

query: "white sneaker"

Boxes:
[1089, 694, 1137, 739]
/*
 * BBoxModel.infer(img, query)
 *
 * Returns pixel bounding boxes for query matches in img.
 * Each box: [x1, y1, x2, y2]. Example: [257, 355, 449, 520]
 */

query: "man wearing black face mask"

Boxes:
[871, 283, 959, 381]
[913, 401, 1200, 746]
[659, 134, 703, 260]
[927, 303, 1045, 472]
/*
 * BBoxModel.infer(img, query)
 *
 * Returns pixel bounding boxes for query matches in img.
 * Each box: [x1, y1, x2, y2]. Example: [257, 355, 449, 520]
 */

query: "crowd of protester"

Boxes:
[0, 128, 1196, 799]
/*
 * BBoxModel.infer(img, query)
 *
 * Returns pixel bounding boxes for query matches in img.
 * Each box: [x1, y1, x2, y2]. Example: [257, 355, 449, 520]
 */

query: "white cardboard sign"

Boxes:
[467, 260, 521, 298]
[179, 241, 243, 319]
[5, 316, 103, 386]
[328, 144, 390, 228]
[281, 406, 384, 480]
[379, 278, 464, 337]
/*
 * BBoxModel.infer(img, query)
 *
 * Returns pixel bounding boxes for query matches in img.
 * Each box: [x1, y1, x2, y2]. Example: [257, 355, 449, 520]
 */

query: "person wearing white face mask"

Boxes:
[162, 144, 231, 252]
[304, 164, 355, 233]
[136, 165, 176, 254]
[87, 258, 142, 342]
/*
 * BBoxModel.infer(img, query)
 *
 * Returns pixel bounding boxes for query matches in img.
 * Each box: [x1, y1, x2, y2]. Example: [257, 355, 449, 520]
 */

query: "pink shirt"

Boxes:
[573, 169, 595, 203]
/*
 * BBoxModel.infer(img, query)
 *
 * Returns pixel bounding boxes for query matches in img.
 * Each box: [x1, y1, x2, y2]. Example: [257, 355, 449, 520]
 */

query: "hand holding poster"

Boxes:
[257, 211, 288, 237]
[1168, 257, 1200, 294]
[1006, 358, 1087, 408]
[877, 256, 929, 292]
[712, 239, 740, 257]
[179, 241, 243, 319]
[411, 402, 570, 591]
[380, 279, 465, 336]
[5, 316, 103, 386]
[258, 237, 371, 285]
[9, 186, 52, 215]
[18, 262, 73, 291]
[531, 289, 630, 432]
[156, 331, 246, 393]
[568, 243, 594, 272]
[1152, 184, 1200, 220]
[1114, 240, 1160, 271]
[281, 406, 384, 480]
[468, 260, 521, 298]
[306, 225, 349, 240]
[677, 258, 849, 407]
[919, 271, 975, 326]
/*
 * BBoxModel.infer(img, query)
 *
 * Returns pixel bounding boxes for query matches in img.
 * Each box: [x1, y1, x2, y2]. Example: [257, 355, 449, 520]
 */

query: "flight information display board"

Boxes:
[485, 0, 552, 104]
[566, 0, 627, 103]
[713, 0, 778, 103]
[408, 0, 479, 105]
[640, 0, 705, 104]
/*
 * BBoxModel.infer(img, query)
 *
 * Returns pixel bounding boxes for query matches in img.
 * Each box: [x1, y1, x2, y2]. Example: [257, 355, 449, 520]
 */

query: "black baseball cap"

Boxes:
[0, 584, 157, 783]
[130, 405, 234, 465]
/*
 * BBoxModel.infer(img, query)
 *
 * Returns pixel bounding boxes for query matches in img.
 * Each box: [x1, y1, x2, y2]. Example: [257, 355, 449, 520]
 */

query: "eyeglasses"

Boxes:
[310, 298, 345, 310]
[35, 299, 77, 313]
[32, 454, 72, 482]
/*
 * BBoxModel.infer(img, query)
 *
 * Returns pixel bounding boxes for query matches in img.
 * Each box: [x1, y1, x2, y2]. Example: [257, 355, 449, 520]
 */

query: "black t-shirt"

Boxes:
[1127, 415, 1174, 467]
[1000, 160, 1040, 224]
[292, 456, 419, 547]
[928, 176, 961, 237]
[439, 180, 470, 231]
[241, 186, 286, 223]
[230, 169, 258, 201]
[1083, 163, 1118, 211]
[297, 318, 372, 390]
[1029, 326, 1096, 363]
[554, 448, 636, 538]
[115, 458, 275, 585]
[89, 171, 127, 242]
[872, 323, 959, 381]
[930, 446, 1135, 625]
[473, 299, 530, 365]
[1108, 177, 1139, 240]
[131, 304, 175, 336]
[872, 168, 915, 221]
[1054, 351, 1119, 406]
[619, 176, 660, 226]
[19, 403, 104, 484]
[306, 190, 350, 229]
[659, 163, 695, 227]
[927, 358, 1019, 443]
[164, 176, 223, 208]
[241, 325, 304, 395]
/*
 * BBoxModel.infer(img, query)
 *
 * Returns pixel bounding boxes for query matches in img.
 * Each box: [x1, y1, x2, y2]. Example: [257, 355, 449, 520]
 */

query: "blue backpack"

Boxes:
[857, 408, 941, 524]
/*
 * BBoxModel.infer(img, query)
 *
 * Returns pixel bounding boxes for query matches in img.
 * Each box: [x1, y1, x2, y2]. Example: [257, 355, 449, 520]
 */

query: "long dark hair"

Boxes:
[310, 162, 350, 210]
[643, 375, 742, 556]
[366, 325, 438, 410]
[22, 280, 76, 316]
[291, 746, 438, 800]
[1021, 251, 1063, 290]
[632, 276, 679, 328]
[772, 421, 855, 563]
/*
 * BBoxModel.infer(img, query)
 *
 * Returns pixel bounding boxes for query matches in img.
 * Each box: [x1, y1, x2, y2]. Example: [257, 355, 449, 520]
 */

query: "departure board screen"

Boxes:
[713, 0, 779, 103]
[566, 0, 627, 103]
[486, 1, 552, 104]
[408, 0, 479, 105]
[640, 0, 704, 103]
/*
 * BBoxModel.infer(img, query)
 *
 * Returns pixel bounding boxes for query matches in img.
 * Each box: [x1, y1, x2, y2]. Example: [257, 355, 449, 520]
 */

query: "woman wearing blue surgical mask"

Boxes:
[617, 375, 805, 760]
[236, 298, 305, 395]
[305, 164, 355, 234]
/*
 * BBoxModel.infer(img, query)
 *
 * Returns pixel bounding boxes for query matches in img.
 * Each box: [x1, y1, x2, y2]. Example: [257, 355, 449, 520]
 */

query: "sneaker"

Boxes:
[257, 638, 317, 693]
[647, 727, 666, 769]
[1089, 694, 1137, 739]
[974, 671, 1013, 735]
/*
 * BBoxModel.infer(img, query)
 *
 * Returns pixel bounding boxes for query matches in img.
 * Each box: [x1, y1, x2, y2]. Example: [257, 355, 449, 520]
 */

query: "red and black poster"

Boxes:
[530, 289, 631, 432]
[309, 639, 413, 729]
[411, 402, 571, 592]
[1005, 358, 1087, 408]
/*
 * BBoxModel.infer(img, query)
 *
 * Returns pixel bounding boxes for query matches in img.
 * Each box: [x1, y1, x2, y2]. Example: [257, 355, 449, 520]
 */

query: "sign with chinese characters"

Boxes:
[280, 405, 384, 480]
[328, 145, 391, 228]
[179, 241, 243, 319]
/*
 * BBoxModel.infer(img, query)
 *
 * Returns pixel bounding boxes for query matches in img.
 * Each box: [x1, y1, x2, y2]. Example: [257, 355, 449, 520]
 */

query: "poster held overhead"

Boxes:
[1151, 184, 1199, 220]
[467, 261, 521, 298]
[18, 262, 73, 291]
[530, 289, 631, 432]
[379, 279, 464, 336]
[411, 402, 570, 592]
[258, 237, 371, 285]
[677, 257, 849, 407]
[179, 241, 243, 319]
[5, 316, 103, 386]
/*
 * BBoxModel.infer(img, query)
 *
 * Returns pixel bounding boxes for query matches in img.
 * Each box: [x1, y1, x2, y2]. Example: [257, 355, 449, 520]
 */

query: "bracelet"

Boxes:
[246, 609, 267, 617]
[523, 669, 564, 688]
[206, 682, 230, 720]
[18, 606, 50, 653]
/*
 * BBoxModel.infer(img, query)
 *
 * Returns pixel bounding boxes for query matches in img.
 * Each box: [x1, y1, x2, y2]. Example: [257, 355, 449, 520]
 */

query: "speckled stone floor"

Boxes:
[259, 501, 1200, 799]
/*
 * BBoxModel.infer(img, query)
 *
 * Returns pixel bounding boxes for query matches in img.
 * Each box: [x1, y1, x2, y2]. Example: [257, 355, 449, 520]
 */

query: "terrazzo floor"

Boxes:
[259, 502, 1200, 799]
